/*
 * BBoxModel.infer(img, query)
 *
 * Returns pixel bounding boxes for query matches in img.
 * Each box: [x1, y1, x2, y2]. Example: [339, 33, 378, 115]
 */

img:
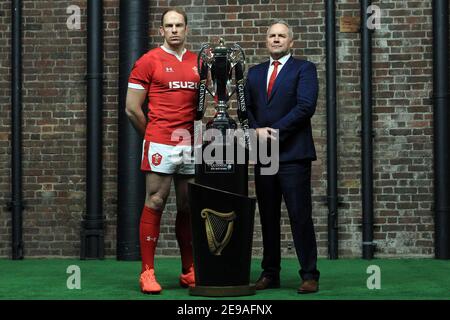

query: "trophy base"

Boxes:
[189, 284, 256, 297]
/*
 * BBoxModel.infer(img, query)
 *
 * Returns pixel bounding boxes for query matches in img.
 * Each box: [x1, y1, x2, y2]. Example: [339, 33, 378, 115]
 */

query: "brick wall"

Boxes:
[0, 0, 11, 253]
[0, 0, 446, 258]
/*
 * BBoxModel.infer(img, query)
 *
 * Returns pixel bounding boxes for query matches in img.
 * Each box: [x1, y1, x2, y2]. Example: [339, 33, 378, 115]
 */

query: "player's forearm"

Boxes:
[125, 87, 148, 137]
[125, 107, 147, 137]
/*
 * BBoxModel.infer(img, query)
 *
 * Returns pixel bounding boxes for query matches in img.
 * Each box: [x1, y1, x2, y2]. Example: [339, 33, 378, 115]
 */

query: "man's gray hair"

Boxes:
[267, 20, 294, 40]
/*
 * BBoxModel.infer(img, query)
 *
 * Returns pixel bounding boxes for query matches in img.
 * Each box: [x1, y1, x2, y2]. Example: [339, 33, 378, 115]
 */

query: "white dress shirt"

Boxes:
[266, 53, 292, 90]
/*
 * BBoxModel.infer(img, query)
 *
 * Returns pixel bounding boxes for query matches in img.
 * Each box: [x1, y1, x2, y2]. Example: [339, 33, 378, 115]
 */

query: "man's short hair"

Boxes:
[267, 20, 294, 39]
[161, 8, 188, 26]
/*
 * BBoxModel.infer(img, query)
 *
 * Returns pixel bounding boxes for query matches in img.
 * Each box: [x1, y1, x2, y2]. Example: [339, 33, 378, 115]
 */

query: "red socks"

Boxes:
[140, 205, 193, 274]
[175, 210, 194, 273]
[139, 206, 162, 273]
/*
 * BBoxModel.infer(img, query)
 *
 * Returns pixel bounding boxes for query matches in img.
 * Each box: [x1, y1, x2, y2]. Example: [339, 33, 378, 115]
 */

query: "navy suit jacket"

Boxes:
[245, 56, 318, 162]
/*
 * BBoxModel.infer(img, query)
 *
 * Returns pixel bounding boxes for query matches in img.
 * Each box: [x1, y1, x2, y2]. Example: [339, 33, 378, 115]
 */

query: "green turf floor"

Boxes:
[0, 258, 449, 300]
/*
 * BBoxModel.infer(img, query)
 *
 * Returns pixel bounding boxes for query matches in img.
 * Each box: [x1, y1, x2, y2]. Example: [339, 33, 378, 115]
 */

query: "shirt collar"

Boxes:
[160, 45, 187, 61]
[269, 53, 291, 66]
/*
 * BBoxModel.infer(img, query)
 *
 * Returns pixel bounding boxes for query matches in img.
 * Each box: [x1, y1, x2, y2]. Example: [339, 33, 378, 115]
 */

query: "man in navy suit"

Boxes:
[245, 20, 320, 293]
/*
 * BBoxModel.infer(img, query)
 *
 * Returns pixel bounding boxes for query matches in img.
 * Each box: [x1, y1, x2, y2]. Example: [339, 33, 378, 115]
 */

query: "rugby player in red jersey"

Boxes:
[125, 8, 199, 294]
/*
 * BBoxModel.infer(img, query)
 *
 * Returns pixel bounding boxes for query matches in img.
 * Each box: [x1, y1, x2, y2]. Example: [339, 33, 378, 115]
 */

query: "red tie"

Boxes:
[267, 60, 281, 98]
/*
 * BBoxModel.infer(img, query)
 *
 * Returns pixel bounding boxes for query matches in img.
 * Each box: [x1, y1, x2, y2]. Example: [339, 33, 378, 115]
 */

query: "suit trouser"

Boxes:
[255, 160, 320, 281]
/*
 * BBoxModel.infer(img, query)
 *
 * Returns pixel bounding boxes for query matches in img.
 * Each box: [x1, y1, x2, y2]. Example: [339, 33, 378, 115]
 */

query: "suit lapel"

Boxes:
[259, 61, 270, 105]
[268, 56, 294, 102]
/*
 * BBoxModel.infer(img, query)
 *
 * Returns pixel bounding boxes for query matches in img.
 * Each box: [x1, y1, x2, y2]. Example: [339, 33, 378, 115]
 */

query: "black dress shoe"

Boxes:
[255, 276, 280, 290]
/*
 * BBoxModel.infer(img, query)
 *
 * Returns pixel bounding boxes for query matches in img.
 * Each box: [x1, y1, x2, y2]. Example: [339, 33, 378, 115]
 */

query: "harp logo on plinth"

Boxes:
[201, 208, 236, 256]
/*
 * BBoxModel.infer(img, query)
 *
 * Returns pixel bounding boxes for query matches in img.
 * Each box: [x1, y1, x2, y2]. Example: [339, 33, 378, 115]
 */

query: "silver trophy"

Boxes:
[196, 38, 250, 145]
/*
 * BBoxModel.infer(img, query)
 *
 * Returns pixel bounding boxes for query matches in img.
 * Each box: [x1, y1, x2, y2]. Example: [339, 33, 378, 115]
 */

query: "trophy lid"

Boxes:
[214, 38, 227, 54]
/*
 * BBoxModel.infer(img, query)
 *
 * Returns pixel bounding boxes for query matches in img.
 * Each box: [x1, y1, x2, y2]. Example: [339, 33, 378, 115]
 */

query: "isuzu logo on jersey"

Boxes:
[152, 153, 162, 166]
[169, 81, 199, 89]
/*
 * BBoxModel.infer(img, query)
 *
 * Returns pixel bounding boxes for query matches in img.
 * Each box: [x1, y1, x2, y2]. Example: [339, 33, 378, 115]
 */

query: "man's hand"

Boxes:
[256, 127, 278, 141]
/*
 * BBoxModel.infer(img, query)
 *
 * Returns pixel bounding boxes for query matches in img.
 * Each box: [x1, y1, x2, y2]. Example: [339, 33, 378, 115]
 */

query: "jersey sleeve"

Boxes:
[128, 55, 153, 90]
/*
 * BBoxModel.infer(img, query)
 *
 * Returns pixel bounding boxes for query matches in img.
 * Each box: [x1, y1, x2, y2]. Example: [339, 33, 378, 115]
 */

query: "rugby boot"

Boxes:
[179, 265, 195, 288]
[140, 266, 162, 294]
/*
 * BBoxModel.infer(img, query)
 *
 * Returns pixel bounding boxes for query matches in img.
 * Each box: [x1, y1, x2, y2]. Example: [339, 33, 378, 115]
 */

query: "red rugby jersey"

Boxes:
[128, 46, 200, 145]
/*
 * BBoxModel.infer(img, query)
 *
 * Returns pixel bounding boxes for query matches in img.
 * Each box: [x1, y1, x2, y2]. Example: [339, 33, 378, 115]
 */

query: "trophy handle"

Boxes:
[229, 43, 246, 72]
[196, 44, 214, 121]
[226, 43, 246, 99]
[230, 44, 250, 148]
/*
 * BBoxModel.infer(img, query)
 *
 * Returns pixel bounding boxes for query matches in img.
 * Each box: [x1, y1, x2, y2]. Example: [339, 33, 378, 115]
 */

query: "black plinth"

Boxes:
[194, 162, 248, 196]
[194, 136, 249, 195]
[188, 182, 256, 297]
